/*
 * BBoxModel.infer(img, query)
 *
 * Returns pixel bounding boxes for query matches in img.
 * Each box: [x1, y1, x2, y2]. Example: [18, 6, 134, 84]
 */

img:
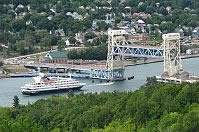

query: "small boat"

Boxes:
[127, 76, 134, 80]
[96, 82, 114, 86]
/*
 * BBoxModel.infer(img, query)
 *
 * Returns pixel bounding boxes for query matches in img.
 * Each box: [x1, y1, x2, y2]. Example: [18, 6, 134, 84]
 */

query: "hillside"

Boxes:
[1, 0, 199, 57]
[1, 82, 199, 131]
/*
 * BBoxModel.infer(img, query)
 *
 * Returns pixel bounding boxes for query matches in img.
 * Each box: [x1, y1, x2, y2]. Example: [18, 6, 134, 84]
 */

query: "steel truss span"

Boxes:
[112, 45, 163, 58]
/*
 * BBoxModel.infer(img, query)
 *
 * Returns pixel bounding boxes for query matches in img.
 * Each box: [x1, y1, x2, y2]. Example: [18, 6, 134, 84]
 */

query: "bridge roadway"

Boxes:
[25, 63, 106, 72]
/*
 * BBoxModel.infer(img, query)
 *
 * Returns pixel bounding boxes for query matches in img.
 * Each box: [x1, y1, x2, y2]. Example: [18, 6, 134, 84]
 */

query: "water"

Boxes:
[0, 57, 199, 107]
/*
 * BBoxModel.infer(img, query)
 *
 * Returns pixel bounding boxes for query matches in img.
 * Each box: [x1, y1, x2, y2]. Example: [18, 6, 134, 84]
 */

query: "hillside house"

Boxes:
[192, 27, 199, 36]
[75, 32, 85, 44]
[186, 48, 199, 55]
[0, 68, 5, 74]
[175, 28, 184, 37]
[55, 29, 65, 36]
[128, 34, 150, 41]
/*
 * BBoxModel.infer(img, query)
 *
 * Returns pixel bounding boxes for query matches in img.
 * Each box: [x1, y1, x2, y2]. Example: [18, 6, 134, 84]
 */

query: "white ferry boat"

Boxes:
[21, 74, 86, 95]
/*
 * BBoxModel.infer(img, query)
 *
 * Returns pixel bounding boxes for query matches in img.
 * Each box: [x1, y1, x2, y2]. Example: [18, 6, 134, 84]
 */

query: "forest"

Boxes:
[67, 44, 107, 60]
[1, 80, 199, 131]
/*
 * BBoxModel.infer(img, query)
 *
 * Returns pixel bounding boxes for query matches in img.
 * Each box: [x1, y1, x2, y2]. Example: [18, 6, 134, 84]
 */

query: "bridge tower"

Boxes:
[107, 29, 129, 80]
[162, 33, 182, 77]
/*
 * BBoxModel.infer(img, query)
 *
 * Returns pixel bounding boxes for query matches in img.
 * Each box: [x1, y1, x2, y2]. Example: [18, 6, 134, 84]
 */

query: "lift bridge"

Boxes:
[91, 30, 181, 81]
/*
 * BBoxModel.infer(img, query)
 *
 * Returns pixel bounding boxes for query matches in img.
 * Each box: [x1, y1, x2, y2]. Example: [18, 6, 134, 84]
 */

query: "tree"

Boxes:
[146, 76, 157, 85]
[12, 19, 26, 32]
[114, 17, 122, 24]
[187, 19, 199, 28]
[69, 37, 76, 45]
[0, 60, 3, 67]
[67, 45, 107, 60]
[160, 22, 175, 33]
[92, 120, 136, 132]
[146, 6, 155, 14]
[138, 3, 147, 12]
[68, 90, 74, 98]
[183, 108, 199, 131]
[158, 7, 168, 16]
[82, 18, 92, 31]
[13, 95, 20, 108]
[16, 40, 29, 55]
[57, 39, 65, 50]
[158, 112, 182, 131]
[96, 21, 111, 31]
[85, 32, 97, 41]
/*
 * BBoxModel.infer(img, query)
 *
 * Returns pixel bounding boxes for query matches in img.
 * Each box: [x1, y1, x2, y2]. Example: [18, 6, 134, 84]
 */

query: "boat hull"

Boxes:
[22, 85, 84, 95]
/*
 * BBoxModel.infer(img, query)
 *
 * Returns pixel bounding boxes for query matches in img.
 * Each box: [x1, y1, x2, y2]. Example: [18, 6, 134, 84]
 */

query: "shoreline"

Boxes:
[125, 54, 199, 67]
[0, 74, 9, 79]
[3, 54, 199, 79]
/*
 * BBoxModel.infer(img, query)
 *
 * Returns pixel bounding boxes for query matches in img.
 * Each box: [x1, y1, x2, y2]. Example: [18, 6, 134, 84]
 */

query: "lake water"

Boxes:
[0, 57, 199, 107]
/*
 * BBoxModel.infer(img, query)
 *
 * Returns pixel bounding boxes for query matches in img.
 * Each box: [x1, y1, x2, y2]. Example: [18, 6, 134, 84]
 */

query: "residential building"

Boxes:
[192, 27, 199, 36]
[128, 34, 150, 41]
[0, 68, 5, 74]
[186, 48, 199, 55]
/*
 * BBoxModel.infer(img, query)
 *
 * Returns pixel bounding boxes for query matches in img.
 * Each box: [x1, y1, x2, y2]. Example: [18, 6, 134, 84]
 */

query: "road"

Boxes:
[3, 47, 83, 65]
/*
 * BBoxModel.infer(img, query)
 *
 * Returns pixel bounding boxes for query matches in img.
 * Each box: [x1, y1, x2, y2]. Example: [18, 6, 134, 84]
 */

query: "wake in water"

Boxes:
[87, 82, 115, 87]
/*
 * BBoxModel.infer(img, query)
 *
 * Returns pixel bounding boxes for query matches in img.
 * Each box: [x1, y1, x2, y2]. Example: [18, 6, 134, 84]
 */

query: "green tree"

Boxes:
[69, 37, 76, 45]
[158, 7, 168, 16]
[158, 112, 182, 131]
[0, 60, 3, 67]
[146, 76, 157, 85]
[96, 21, 111, 31]
[160, 22, 175, 33]
[13, 95, 20, 108]
[183, 105, 199, 131]
[57, 39, 65, 50]
[12, 19, 26, 32]
[68, 90, 75, 98]
[85, 32, 97, 41]
[92, 120, 136, 132]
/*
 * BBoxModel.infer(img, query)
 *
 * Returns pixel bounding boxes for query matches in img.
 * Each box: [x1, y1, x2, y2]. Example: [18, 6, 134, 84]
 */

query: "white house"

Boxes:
[26, 20, 32, 26]
[17, 4, 24, 8]
[0, 68, 4, 74]
[65, 39, 70, 46]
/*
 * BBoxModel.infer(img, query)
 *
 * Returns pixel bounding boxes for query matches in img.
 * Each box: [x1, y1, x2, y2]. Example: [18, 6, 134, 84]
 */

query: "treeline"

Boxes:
[1, 81, 199, 131]
[0, 30, 61, 55]
[67, 45, 107, 60]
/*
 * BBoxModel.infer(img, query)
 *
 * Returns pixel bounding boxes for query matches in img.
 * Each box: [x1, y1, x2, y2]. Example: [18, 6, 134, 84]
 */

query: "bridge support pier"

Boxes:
[111, 68, 125, 81]
[90, 68, 125, 80]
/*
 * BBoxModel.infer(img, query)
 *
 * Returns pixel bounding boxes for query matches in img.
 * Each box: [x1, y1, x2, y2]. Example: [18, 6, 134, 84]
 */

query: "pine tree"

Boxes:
[13, 95, 20, 108]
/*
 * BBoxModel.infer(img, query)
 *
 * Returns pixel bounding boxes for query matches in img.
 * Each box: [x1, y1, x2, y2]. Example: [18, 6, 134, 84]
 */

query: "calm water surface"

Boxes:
[0, 58, 199, 107]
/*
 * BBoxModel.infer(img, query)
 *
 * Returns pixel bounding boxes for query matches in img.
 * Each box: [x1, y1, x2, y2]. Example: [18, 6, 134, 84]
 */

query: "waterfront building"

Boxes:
[42, 50, 67, 64]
